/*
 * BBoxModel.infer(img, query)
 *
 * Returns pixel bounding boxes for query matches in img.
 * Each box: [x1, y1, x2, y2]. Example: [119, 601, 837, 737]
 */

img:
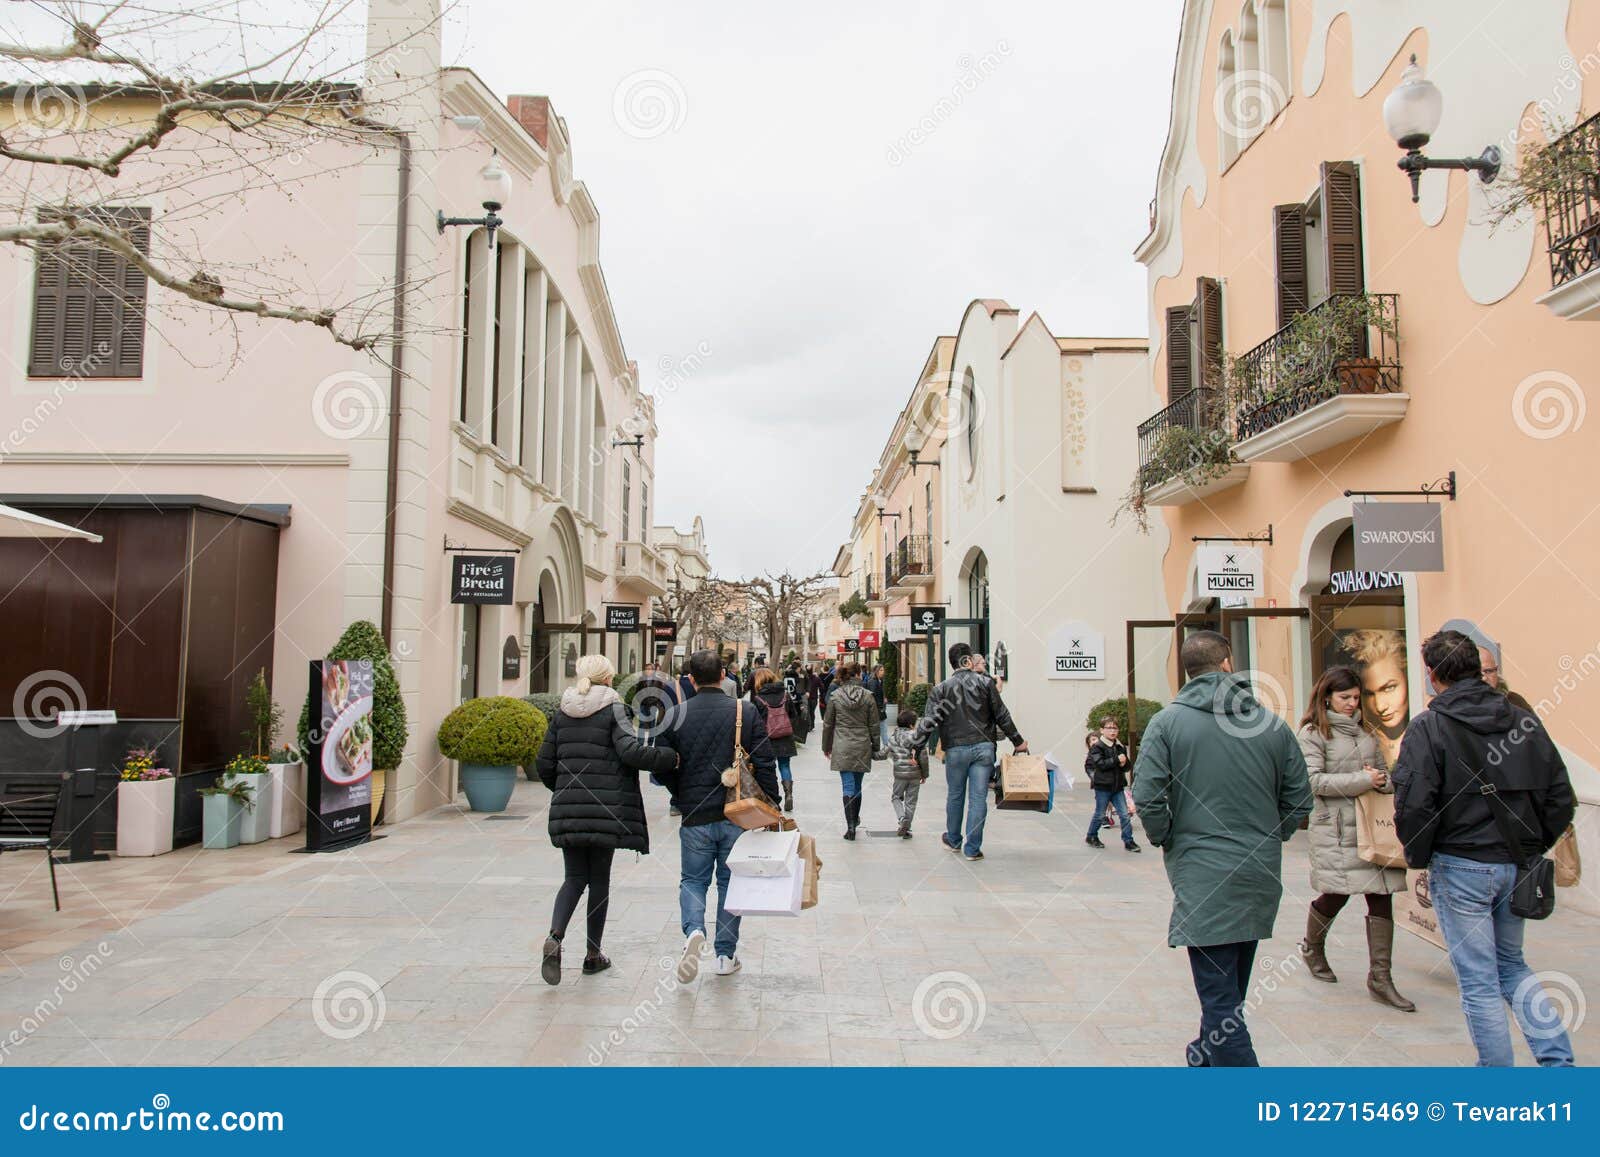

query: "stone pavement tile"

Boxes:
[49, 1036, 238, 1067]
[829, 1035, 905, 1065]
[379, 964, 465, 1001]
[411, 983, 524, 1024]
[176, 995, 299, 1041]
[900, 1039, 1049, 1065]
[762, 990, 891, 1016]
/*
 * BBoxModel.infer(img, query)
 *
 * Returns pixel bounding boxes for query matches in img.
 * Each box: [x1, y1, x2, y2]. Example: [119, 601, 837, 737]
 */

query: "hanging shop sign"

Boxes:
[1327, 569, 1404, 595]
[605, 604, 641, 632]
[1198, 545, 1263, 598]
[857, 629, 882, 650]
[886, 615, 912, 643]
[651, 619, 678, 641]
[1353, 502, 1444, 572]
[450, 555, 515, 605]
[991, 642, 1009, 681]
[501, 636, 521, 681]
[1047, 621, 1106, 680]
[837, 638, 861, 654]
[304, 658, 375, 852]
[910, 605, 945, 633]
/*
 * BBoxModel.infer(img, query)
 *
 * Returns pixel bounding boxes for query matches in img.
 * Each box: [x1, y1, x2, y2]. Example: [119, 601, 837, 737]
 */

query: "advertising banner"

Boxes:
[304, 658, 374, 852]
[1197, 545, 1263, 598]
[1046, 621, 1105, 680]
[450, 555, 515, 604]
[857, 629, 881, 650]
[1353, 502, 1444, 572]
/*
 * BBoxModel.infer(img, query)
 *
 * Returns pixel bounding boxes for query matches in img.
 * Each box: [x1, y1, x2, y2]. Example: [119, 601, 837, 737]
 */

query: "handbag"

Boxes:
[1440, 722, 1556, 920]
[1354, 790, 1406, 868]
[723, 697, 785, 831]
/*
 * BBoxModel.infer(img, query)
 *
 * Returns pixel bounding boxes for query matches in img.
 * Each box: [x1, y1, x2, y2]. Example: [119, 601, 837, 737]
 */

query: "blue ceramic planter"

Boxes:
[202, 793, 243, 849]
[460, 764, 516, 813]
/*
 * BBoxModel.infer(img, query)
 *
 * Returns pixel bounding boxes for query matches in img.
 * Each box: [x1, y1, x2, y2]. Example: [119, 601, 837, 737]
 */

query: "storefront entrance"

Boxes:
[527, 623, 652, 695]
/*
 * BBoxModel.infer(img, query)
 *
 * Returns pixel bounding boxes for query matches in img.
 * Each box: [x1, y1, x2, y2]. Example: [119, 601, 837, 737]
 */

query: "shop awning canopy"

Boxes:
[0, 503, 102, 543]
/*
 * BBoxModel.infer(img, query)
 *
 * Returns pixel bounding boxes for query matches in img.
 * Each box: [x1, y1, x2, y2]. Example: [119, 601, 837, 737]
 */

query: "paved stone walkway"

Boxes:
[1, 742, 1594, 1066]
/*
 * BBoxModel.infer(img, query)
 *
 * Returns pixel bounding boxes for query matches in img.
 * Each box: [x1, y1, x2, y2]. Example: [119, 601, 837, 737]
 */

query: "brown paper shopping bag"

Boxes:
[798, 834, 823, 910]
[1553, 824, 1581, 888]
[999, 753, 1049, 801]
[1354, 790, 1407, 868]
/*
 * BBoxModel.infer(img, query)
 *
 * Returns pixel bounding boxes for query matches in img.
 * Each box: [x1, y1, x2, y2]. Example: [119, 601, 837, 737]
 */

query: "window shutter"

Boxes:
[1195, 276, 1224, 389]
[113, 209, 150, 378]
[1164, 305, 1192, 403]
[27, 207, 149, 378]
[28, 242, 65, 376]
[1320, 161, 1365, 296]
[1272, 203, 1309, 328]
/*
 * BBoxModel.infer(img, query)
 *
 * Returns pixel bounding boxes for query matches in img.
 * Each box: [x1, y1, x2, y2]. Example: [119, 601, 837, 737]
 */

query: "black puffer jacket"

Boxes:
[1085, 739, 1130, 792]
[1394, 678, 1574, 867]
[752, 683, 800, 759]
[655, 687, 779, 827]
[535, 684, 678, 853]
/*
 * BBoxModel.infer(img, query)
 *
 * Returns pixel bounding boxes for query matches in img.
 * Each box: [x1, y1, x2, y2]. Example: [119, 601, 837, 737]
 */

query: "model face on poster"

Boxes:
[1361, 654, 1408, 732]
[1329, 627, 1410, 767]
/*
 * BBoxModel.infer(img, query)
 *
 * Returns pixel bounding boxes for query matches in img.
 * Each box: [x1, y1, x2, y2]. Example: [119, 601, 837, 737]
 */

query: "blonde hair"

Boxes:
[574, 654, 615, 694]
[1342, 628, 1407, 672]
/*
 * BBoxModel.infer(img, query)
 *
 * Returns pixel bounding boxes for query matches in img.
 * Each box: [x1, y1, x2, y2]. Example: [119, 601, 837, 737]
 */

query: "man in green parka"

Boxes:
[1132, 631, 1313, 1067]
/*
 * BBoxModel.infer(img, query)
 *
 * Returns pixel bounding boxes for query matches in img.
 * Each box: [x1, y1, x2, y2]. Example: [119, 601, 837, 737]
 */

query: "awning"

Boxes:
[0, 503, 102, 543]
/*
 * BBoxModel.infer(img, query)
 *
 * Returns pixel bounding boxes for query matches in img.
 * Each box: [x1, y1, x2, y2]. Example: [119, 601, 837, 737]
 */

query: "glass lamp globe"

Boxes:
[479, 154, 513, 210]
[1382, 54, 1443, 151]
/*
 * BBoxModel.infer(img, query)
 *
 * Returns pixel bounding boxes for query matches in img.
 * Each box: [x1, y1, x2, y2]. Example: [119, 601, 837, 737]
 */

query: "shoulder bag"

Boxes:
[723, 698, 787, 831]
[1438, 721, 1556, 920]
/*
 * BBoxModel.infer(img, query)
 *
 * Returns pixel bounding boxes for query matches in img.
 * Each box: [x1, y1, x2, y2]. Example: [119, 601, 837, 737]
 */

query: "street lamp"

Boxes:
[871, 494, 900, 525]
[437, 151, 514, 243]
[1382, 55, 1500, 203]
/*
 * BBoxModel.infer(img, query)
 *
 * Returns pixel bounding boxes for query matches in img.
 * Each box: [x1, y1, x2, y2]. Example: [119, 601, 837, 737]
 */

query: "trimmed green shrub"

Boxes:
[522, 692, 563, 722]
[880, 644, 900, 705]
[438, 697, 548, 768]
[1084, 696, 1164, 741]
[902, 682, 932, 719]
[297, 621, 409, 771]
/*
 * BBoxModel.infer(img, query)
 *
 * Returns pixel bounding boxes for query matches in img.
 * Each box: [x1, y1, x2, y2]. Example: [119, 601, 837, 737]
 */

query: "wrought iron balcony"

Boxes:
[887, 534, 933, 590]
[1542, 111, 1600, 290]
[1230, 293, 1401, 445]
[863, 572, 888, 605]
[1136, 387, 1229, 491]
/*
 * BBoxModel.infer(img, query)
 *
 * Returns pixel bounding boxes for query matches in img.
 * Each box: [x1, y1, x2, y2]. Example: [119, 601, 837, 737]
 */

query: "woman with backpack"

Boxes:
[751, 667, 801, 813]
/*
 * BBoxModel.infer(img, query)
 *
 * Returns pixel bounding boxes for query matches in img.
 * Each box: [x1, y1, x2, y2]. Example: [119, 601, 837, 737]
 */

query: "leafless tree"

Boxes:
[724, 571, 830, 668]
[657, 568, 739, 657]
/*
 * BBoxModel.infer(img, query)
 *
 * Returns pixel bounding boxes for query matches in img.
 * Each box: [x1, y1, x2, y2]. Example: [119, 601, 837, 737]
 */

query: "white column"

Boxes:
[541, 298, 566, 492]
[461, 228, 495, 440]
[522, 267, 548, 478]
[577, 368, 597, 522]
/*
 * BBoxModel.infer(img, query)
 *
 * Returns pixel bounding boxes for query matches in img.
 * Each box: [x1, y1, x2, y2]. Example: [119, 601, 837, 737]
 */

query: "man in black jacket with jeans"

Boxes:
[1393, 629, 1575, 1066]
[656, 649, 779, 983]
[1085, 717, 1139, 852]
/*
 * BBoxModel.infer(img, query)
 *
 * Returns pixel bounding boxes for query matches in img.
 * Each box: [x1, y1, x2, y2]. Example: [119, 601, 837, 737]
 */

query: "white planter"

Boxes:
[116, 778, 175, 857]
[224, 773, 272, 844]
[267, 762, 305, 839]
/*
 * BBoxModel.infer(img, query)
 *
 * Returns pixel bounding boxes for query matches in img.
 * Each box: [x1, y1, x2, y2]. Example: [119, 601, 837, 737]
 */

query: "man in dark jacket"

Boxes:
[912, 642, 1026, 861]
[1132, 631, 1311, 1067]
[1085, 716, 1139, 852]
[655, 649, 779, 983]
[1392, 629, 1576, 1067]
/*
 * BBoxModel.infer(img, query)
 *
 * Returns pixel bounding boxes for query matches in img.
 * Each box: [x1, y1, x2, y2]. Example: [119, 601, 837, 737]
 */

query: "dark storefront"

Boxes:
[0, 496, 286, 849]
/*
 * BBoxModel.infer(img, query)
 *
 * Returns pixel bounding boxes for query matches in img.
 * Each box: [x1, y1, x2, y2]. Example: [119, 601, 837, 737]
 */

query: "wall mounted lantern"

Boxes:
[1382, 55, 1500, 203]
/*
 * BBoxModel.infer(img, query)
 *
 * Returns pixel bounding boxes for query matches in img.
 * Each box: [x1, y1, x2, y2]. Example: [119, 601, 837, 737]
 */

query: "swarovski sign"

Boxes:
[1353, 502, 1444, 572]
[1197, 545, 1263, 598]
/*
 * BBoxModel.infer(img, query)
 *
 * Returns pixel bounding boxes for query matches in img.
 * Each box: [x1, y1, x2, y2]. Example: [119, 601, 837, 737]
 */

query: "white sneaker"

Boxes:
[676, 930, 706, 983]
[714, 954, 741, 976]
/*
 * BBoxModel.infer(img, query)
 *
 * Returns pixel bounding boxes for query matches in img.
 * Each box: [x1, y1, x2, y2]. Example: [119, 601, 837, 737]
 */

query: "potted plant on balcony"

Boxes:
[199, 776, 254, 849]
[222, 754, 271, 844]
[298, 621, 409, 826]
[116, 746, 175, 857]
[437, 696, 548, 813]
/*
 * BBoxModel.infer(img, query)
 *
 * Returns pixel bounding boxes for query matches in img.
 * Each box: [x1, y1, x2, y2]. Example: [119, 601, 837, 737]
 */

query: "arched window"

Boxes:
[961, 368, 979, 480]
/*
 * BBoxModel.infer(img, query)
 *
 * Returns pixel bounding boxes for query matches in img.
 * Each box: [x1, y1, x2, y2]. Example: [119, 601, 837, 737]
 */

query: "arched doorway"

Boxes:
[928, 547, 988, 680]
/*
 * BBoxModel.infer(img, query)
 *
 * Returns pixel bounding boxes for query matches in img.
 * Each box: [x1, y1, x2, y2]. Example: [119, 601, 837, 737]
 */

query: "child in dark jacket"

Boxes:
[886, 709, 929, 839]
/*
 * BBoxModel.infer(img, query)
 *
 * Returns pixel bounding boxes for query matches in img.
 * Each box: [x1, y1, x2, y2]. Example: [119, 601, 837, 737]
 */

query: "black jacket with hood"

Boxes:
[1085, 738, 1130, 792]
[752, 682, 801, 759]
[1393, 678, 1574, 867]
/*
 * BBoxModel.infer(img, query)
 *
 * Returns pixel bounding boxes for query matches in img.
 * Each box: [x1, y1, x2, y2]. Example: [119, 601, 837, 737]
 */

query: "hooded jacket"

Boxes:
[822, 680, 883, 772]
[534, 684, 678, 853]
[1392, 678, 1573, 867]
[1131, 671, 1313, 948]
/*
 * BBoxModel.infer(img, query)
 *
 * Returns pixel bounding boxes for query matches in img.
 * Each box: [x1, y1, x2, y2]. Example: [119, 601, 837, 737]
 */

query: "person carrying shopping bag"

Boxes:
[751, 667, 802, 813]
[822, 661, 884, 840]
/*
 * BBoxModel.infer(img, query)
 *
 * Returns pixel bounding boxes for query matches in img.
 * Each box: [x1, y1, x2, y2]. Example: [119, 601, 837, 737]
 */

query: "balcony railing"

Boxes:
[887, 534, 933, 588]
[863, 573, 884, 603]
[1542, 111, 1600, 289]
[1230, 293, 1400, 443]
[1136, 387, 1229, 490]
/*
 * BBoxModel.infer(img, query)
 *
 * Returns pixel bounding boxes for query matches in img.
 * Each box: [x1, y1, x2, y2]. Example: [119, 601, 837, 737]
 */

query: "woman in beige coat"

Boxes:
[1296, 665, 1414, 1011]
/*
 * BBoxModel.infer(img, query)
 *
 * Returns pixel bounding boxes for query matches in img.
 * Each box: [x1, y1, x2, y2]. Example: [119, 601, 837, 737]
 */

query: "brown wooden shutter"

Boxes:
[27, 238, 66, 376]
[27, 207, 149, 378]
[1195, 276, 1224, 389]
[1320, 161, 1365, 296]
[1164, 305, 1192, 403]
[1272, 203, 1309, 328]
[112, 209, 150, 378]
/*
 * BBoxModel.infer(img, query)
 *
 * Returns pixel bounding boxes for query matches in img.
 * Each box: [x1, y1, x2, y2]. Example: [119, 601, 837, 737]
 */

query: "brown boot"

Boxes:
[782, 781, 794, 813]
[1299, 904, 1338, 983]
[1365, 915, 1416, 1012]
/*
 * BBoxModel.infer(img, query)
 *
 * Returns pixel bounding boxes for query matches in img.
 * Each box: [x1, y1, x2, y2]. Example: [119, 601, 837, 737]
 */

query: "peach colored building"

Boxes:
[0, 1, 671, 831]
[1134, 1, 1598, 898]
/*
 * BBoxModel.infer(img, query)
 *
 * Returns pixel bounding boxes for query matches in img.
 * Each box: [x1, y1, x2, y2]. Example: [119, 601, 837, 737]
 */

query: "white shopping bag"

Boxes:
[724, 864, 804, 917]
[727, 828, 802, 878]
[1044, 752, 1075, 791]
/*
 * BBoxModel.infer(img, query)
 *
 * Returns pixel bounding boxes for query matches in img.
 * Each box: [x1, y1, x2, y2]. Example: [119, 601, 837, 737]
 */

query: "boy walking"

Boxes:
[886, 708, 928, 838]
[1085, 717, 1140, 852]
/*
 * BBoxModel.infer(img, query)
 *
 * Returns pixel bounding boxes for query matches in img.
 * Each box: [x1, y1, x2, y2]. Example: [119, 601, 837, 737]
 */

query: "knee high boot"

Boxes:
[1365, 916, 1416, 1012]
[843, 794, 860, 840]
[1300, 904, 1338, 983]
[782, 781, 794, 813]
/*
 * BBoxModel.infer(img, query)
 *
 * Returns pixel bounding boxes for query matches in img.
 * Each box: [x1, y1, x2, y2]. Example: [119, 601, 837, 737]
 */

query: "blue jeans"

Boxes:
[1186, 941, 1260, 1067]
[838, 771, 864, 798]
[943, 742, 995, 856]
[1429, 853, 1576, 1067]
[777, 756, 792, 782]
[1089, 788, 1134, 844]
[878, 718, 888, 748]
[680, 819, 744, 959]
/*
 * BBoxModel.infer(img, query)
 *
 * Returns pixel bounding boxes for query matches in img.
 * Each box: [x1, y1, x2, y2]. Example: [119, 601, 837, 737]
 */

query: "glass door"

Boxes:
[938, 618, 988, 681]
[1219, 607, 1310, 726]
[459, 604, 481, 702]
[1125, 619, 1178, 753]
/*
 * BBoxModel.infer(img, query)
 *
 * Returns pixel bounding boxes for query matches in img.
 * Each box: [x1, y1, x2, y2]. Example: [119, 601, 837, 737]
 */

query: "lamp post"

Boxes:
[1381, 55, 1501, 203]
[437, 151, 514, 243]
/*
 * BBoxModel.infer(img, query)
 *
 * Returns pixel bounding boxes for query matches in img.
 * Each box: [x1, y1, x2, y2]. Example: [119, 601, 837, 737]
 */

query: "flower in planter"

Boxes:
[120, 746, 174, 782]
[224, 754, 270, 778]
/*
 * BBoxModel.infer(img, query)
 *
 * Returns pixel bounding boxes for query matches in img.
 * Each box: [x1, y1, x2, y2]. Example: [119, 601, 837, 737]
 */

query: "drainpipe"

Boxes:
[340, 105, 411, 646]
